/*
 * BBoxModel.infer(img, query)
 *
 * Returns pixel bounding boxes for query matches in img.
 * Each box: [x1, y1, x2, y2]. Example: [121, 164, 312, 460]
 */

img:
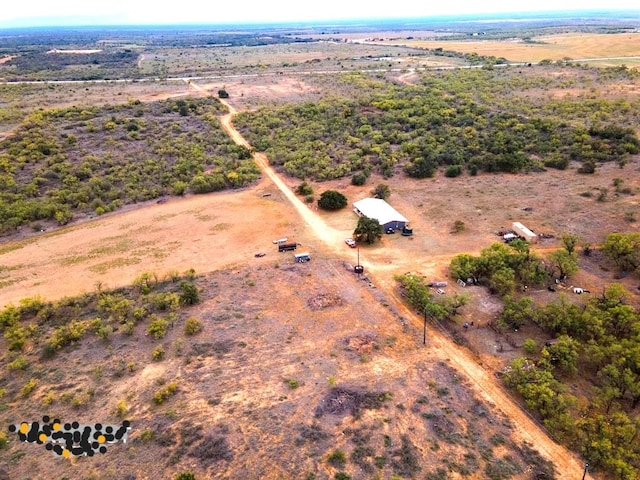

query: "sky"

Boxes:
[1, 0, 639, 28]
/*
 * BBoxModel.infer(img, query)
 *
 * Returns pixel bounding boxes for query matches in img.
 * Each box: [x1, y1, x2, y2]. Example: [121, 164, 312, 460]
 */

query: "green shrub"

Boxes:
[18, 296, 46, 317]
[180, 281, 200, 305]
[172, 181, 188, 196]
[327, 449, 347, 468]
[114, 399, 128, 418]
[46, 320, 87, 352]
[150, 292, 180, 311]
[147, 317, 169, 339]
[21, 378, 38, 397]
[452, 220, 465, 233]
[174, 473, 196, 480]
[152, 344, 165, 361]
[544, 154, 568, 170]
[139, 428, 155, 442]
[0, 305, 21, 331]
[7, 355, 29, 371]
[444, 164, 463, 177]
[296, 182, 314, 196]
[286, 378, 300, 389]
[318, 190, 347, 210]
[371, 183, 390, 200]
[154, 381, 178, 405]
[4, 325, 28, 351]
[190, 174, 226, 194]
[0, 431, 8, 449]
[351, 172, 367, 186]
[184, 317, 202, 335]
[523, 339, 538, 354]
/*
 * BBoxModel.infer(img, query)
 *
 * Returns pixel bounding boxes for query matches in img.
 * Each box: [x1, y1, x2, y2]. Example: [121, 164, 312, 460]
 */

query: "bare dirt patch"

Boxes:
[307, 292, 343, 310]
[193, 76, 321, 110]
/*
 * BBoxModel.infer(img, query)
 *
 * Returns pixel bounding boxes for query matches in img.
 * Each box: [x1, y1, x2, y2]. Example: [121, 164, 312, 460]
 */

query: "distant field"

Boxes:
[138, 42, 463, 77]
[386, 32, 640, 63]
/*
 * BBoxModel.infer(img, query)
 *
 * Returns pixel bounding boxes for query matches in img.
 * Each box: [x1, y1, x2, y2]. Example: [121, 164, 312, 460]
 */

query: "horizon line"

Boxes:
[2, 8, 640, 31]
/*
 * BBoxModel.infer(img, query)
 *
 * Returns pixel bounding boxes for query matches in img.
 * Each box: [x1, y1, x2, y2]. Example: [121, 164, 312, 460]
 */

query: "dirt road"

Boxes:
[197, 84, 591, 478]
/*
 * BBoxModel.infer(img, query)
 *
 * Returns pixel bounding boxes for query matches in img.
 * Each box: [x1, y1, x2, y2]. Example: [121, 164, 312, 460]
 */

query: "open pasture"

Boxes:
[387, 32, 640, 63]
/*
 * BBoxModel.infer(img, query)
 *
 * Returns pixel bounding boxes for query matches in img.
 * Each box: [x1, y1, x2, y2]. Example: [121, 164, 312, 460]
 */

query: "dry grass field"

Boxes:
[0, 254, 563, 480]
[385, 32, 640, 64]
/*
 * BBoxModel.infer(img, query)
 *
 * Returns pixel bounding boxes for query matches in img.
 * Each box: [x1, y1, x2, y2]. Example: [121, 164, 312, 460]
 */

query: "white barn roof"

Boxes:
[353, 198, 408, 225]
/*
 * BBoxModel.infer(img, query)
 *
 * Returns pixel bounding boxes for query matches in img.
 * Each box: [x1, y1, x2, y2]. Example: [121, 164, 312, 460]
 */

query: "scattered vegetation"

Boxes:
[0, 97, 260, 233]
[235, 68, 639, 181]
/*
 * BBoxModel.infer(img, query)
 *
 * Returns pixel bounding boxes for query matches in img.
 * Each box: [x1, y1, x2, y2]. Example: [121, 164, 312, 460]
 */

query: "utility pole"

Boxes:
[581, 463, 589, 480]
[423, 307, 427, 345]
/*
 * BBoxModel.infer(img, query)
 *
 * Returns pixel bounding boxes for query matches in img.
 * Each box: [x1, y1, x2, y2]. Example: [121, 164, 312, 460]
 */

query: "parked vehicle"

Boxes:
[344, 238, 356, 248]
[272, 237, 288, 244]
[294, 252, 311, 262]
[385, 227, 395, 234]
[254, 252, 266, 258]
[278, 243, 298, 252]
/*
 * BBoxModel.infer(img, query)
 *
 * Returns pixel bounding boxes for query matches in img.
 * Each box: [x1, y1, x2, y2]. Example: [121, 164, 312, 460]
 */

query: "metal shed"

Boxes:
[353, 198, 409, 231]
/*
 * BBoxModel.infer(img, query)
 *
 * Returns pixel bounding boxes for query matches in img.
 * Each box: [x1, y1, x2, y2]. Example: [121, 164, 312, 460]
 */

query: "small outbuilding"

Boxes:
[353, 198, 409, 231]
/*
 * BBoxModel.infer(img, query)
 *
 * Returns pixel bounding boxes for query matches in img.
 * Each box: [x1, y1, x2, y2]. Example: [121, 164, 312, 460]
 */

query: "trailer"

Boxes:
[278, 243, 298, 252]
[512, 222, 538, 243]
[294, 252, 311, 262]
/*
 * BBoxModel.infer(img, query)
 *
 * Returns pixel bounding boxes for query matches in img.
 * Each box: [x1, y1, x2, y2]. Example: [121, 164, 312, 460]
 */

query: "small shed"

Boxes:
[512, 222, 538, 243]
[353, 198, 408, 231]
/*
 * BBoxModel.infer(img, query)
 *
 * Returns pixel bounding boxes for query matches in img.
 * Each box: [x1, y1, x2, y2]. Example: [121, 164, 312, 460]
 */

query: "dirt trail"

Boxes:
[397, 69, 419, 86]
[187, 80, 346, 251]
[184, 81, 592, 478]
